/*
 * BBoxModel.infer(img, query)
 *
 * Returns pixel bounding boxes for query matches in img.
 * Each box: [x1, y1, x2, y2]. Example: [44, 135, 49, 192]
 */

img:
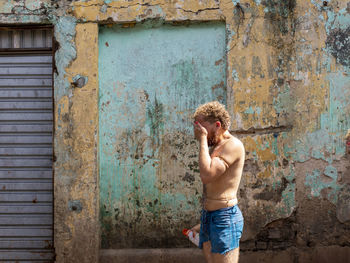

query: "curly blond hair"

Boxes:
[193, 101, 231, 130]
[346, 129, 350, 140]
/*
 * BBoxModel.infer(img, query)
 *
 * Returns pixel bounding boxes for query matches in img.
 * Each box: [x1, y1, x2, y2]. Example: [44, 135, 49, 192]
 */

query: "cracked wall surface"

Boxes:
[98, 22, 227, 248]
[0, 0, 349, 262]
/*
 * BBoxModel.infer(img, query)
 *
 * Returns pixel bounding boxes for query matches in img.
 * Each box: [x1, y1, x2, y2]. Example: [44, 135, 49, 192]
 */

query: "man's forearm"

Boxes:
[199, 136, 211, 180]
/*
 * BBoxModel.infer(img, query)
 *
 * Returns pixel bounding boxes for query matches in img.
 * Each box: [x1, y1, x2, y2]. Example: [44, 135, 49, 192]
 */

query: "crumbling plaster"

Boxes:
[0, 0, 349, 262]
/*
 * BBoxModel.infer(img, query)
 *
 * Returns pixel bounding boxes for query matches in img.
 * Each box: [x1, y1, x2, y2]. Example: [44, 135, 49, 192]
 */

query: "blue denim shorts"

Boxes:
[199, 205, 244, 254]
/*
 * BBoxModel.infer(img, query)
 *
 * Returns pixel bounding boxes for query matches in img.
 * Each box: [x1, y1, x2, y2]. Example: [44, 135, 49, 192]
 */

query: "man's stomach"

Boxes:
[203, 194, 238, 211]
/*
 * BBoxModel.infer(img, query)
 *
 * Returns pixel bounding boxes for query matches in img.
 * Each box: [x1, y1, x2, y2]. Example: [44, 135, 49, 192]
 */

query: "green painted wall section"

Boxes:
[98, 22, 226, 248]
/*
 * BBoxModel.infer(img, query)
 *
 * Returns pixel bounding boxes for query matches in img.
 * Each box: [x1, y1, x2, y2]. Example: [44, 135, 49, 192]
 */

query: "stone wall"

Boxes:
[0, 1, 349, 262]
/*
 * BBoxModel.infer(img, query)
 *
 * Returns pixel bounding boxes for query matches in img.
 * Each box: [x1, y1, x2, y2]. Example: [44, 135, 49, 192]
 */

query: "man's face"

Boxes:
[194, 115, 218, 147]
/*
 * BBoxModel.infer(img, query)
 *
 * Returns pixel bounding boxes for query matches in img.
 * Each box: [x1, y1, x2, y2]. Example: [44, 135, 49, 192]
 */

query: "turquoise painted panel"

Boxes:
[98, 23, 226, 248]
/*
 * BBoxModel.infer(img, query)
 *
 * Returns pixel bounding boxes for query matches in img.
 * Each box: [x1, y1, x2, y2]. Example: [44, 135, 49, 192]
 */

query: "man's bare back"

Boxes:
[204, 134, 245, 211]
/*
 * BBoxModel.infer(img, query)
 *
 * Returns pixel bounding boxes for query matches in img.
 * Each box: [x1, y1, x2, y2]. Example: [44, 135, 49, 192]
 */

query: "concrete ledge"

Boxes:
[298, 246, 350, 263]
[100, 248, 205, 263]
[100, 246, 350, 263]
[240, 246, 350, 263]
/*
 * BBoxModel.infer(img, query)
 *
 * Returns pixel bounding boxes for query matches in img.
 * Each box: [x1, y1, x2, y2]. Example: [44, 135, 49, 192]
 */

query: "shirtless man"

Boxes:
[192, 101, 245, 263]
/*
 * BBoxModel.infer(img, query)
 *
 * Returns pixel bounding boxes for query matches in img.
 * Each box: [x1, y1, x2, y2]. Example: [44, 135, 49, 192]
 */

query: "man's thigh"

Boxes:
[211, 247, 240, 263]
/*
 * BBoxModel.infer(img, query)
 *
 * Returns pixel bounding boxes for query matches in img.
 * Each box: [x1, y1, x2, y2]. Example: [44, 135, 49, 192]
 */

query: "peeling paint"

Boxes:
[54, 16, 77, 100]
[98, 22, 226, 248]
[1, 0, 349, 261]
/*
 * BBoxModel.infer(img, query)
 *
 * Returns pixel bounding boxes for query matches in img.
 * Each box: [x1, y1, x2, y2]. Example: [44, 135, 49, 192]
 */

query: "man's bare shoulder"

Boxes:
[218, 136, 244, 165]
[222, 136, 244, 153]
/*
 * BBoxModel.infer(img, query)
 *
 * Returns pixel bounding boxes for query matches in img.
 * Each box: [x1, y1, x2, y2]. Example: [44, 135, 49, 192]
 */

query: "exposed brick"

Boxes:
[268, 229, 281, 239]
[256, 241, 268, 250]
[269, 241, 293, 250]
[240, 240, 257, 251]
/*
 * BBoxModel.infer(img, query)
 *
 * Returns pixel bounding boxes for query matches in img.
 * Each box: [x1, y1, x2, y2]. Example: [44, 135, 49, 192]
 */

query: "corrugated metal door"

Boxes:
[0, 28, 54, 261]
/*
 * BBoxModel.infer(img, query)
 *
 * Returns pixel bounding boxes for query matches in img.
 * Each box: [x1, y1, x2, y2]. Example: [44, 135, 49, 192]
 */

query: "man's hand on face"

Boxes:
[193, 121, 208, 141]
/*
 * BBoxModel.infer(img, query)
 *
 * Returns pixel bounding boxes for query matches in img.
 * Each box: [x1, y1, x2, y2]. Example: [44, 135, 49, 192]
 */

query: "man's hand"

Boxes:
[193, 121, 208, 141]
[191, 223, 201, 233]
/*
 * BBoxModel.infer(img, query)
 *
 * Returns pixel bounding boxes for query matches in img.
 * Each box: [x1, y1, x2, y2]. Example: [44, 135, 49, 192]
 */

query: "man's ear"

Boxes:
[216, 121, 221, 128]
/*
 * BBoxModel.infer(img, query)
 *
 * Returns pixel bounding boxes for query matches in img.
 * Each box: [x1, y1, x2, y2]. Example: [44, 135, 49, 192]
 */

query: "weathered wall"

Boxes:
[1, 1, 100, 262]
[0, 0, 349, 262]
[232, 0, 350, 253]
[98, 22, 226, 248]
